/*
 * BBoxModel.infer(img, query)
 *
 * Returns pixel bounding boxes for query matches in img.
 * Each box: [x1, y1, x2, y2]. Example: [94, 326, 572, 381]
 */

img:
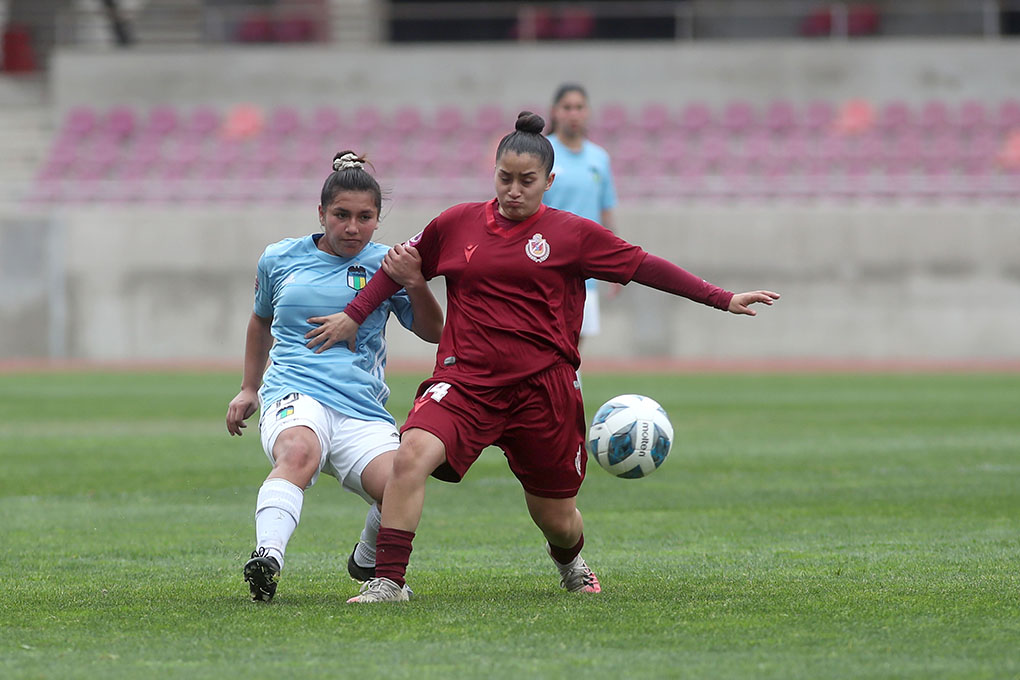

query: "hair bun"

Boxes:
[333, 150, 365, 172]
[515, 111, 545, 135]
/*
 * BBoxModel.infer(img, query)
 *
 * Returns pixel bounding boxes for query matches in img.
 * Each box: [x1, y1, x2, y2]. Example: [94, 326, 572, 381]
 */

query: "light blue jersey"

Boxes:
[544, 134, 618, 291]
[545, 134, 617, 223]
[254, 235, 414, 424]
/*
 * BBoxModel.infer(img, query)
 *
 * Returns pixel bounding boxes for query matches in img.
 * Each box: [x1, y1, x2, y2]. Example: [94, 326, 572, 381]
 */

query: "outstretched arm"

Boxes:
[631, 253, 779, 315]
[226, 312, 273, 435]
[383, 243, 443, 343]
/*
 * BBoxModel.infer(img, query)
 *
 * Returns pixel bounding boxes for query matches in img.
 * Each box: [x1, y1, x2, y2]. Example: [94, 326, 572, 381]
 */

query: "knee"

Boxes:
[535, 509, 578, 543]
[390, 435, 444, 481]
[391, 445, 431, 480]
[273, 431, 320, 475]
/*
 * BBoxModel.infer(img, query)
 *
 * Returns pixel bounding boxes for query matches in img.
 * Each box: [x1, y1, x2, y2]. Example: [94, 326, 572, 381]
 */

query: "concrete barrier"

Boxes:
[3, 203, 1016, 362]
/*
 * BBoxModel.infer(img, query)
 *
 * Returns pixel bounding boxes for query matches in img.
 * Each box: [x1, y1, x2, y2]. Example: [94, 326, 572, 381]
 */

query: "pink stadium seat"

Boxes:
[655, 136, 688, 173]
[431, 105, 467, 138]
[186, 107, 221, 138]
[956, 100, 988, 134]
[64, 107, 98, 138]
[887, 133, 922, 172]
[769, 134, 807, 174]
[103, 106, 137, 140]
[266, 107, 302, 138]
[308, 107, 342, 137]
[390, 105, 424, 136]
[802, 100, 835, 134]
[918, 100, 951, 134]
[636, 103, 671, 136]
[610, 133, 645, 175]
[996, 99, 1020, 132]
[763, 101, 797, 135]
[696, 134, 729, 171]
[450, 136, 488, 174]
[593, 102, 628, 139]
[143, 106, 178, 137]
[349, 105, 382, 138]
[470, 104, 505, 138]
[876, 100, 912, 135]
[677, 102, 712, 136]
[720, 100, 755, 135]
[739, 134, 772, 171]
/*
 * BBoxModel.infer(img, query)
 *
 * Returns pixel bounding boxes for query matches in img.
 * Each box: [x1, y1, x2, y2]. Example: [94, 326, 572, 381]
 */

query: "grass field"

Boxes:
[1, 370, 1018, 679]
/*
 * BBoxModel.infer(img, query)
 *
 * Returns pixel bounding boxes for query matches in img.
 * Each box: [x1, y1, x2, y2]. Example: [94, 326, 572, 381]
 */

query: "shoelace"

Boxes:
[360, 578, 391, 595]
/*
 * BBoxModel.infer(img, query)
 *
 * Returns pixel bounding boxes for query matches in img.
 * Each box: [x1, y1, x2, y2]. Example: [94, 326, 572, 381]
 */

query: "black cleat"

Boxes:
[346, 544, 376, 583]
[244, 547, 281, 602]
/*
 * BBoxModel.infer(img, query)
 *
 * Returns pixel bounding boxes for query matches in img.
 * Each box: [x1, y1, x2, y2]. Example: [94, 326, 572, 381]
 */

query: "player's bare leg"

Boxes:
[347, 429, 446, 603]
[246, 426, 320, 601]
[525, 492, 601, 593]
[345, 451, 395, 582]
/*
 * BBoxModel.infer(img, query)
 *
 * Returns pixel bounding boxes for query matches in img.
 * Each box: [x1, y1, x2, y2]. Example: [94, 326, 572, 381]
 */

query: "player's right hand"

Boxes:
[306, 312, 359, 353]
[226, 389, 258, 436]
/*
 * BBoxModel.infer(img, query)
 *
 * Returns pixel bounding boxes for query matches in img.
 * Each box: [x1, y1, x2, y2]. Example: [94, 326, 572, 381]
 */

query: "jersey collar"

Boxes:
[485, 198, 548, 239]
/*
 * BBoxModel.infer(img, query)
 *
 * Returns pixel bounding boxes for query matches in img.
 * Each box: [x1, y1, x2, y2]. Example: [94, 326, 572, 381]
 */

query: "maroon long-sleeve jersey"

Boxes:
[346, 199, 733, 386]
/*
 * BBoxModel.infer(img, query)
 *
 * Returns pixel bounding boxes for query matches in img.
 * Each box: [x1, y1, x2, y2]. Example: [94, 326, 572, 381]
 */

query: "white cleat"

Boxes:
[547, 545, 602, 593]
[346, 577, 413, 603]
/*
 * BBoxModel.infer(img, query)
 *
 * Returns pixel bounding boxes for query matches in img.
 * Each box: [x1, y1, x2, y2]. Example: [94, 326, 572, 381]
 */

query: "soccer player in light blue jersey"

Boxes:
[226, 151, 443, 602]
[542, 83, 619, 345]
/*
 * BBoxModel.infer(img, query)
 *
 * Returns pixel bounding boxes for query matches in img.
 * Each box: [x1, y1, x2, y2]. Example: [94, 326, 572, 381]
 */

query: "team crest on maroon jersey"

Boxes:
[525, 233, 550, 263]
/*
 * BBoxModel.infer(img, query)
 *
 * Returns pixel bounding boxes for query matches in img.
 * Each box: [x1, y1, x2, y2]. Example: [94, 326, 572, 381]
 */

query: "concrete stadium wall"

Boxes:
[3, 204, 1017, 363]
[50, 40, 1020, 113]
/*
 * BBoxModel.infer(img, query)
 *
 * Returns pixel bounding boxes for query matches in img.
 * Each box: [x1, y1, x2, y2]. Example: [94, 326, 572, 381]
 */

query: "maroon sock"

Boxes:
[548, 534, 584, 565]
[376, 527, 415, 587]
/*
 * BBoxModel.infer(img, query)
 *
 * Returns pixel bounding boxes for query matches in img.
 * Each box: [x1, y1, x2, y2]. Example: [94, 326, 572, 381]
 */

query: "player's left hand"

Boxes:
[382, 243, 425, 289]
[306, 312, 360, 353]
[728, 290, 780, 316]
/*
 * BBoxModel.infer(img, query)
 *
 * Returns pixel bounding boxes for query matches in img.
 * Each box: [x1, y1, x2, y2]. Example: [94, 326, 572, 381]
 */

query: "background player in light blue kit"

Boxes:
[225, 151, 443, 602]
[543, 83, 619, 346]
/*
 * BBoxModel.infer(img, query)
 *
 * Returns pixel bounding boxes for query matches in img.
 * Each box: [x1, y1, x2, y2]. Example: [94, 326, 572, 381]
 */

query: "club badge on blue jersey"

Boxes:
[347, 265, 368, 290]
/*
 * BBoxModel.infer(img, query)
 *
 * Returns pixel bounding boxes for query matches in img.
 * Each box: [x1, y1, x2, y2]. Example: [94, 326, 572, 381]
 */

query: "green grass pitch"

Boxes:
[1, 370, 1018, 679]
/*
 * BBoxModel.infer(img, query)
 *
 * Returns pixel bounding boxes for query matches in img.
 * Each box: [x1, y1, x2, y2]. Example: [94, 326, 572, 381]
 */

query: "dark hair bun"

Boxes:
[515, 111, 545, 134]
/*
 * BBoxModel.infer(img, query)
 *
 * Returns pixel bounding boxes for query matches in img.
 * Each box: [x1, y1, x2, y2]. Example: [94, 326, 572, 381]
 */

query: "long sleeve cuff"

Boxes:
[631, 253, 734, 311]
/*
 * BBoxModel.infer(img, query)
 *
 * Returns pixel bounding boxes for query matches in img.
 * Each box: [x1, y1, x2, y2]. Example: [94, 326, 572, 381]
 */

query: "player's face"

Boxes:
[494, 151, 553, 221]
[552, 91, 589, 139]
[317, 191, 379, 258]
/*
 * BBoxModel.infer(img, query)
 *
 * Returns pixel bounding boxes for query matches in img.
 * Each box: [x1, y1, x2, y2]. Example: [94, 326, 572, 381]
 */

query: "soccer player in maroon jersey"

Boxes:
[305, 112, 780, 603]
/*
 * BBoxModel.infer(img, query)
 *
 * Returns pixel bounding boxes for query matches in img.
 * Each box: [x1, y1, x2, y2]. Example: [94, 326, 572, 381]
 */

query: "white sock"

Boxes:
[254, 478, 304, 571]
[353, 503, 381, 568]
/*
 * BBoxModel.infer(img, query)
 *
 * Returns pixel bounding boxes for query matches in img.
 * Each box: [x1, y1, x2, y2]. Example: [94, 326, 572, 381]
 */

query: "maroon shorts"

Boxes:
[400, 363, 587, 498]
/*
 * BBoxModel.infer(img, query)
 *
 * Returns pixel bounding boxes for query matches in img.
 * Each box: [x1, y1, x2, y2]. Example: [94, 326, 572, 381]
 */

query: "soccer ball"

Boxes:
[587, 394, 673, 479]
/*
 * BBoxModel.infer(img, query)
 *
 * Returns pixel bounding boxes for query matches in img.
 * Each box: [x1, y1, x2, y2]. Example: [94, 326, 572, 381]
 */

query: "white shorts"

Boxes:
[580, 286, 601, 337]
[259, 392, 400, 502]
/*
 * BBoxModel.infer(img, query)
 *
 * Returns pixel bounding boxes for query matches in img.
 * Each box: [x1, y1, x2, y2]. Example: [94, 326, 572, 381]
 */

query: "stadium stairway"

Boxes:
[132, 0, 204, 46]
[0, 77, 51, 208]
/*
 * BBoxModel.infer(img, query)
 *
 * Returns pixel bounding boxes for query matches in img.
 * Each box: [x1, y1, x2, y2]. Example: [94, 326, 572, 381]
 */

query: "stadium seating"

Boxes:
[30, 98, 1020, 205]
